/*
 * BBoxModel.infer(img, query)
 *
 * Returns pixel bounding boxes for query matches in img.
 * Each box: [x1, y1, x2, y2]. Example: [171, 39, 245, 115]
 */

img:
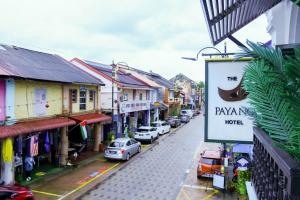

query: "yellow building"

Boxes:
[0, 45, 110, 185]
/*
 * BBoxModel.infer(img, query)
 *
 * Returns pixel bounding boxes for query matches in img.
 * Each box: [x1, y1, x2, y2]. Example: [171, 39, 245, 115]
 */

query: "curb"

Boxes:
[75, 123, 188, 200]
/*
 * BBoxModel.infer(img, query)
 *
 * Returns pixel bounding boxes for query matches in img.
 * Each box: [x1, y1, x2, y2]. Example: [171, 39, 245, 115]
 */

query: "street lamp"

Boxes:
[181, 46, 222, 61]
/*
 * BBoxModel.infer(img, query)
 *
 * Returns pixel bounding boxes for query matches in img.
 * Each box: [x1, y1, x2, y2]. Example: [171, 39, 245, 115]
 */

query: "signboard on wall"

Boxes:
[205, 58, 253, 143]
[119, 100, 150, 114]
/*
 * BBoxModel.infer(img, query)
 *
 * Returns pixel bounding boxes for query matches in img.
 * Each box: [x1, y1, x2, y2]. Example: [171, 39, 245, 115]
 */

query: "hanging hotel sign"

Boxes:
[119, 100, 151, 114]
[205, 58, 253, 143]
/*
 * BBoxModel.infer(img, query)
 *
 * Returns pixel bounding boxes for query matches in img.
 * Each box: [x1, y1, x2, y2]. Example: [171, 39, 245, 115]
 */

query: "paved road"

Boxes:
[82, 115, 204, 200]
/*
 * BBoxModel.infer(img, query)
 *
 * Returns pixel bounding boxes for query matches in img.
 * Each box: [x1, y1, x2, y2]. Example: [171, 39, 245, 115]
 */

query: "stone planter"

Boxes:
[252, 127, 300, 200]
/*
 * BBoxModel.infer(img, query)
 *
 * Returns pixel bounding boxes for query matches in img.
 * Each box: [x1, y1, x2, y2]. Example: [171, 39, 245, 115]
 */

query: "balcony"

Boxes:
[252, 127, 300, 200]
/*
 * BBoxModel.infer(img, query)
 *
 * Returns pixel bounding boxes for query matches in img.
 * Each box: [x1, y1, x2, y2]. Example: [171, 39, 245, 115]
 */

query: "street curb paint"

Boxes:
[32, 190, 62, 197]
[58, 163, 120, 200]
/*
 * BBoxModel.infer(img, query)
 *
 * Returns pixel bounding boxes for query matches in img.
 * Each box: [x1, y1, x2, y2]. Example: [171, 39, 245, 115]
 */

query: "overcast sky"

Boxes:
[0, 0, 271, 82]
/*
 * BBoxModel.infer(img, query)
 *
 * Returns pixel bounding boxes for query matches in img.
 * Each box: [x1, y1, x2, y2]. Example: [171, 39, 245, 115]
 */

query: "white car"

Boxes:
[181, 109, 194, 119]
[151, 121, 171, 135]
[134, 126, 159, 143]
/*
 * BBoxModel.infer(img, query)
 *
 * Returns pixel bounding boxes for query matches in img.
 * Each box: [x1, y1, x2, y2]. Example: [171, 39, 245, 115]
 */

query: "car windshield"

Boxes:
[151, 123, 160, 127]
[202, 158, 221, 165]
[181, 111, 187, 114]
[109, 141, 124, 147]
[137, 128, 149, 132]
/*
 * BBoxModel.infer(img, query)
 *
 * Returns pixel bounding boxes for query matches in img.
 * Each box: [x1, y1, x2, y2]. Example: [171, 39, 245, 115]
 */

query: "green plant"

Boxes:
[128, 131, 135, 138]
[106, 131, 115, 145]
[241, 41, 300, 161]
[235, 170, 251, 196]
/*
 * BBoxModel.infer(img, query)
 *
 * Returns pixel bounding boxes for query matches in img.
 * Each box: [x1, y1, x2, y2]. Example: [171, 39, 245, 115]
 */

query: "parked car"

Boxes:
[195, 109, 201, 115]
[104, 138, 141, 161]
[134, 126, 159, 143]
[180, 115, 190, 123]
[181, 109, 194, 119]
[151, 121, 171, 135]
[0, 184, 34, 200]
[197, 150, 222, 178]
[166, 116, 181, 128]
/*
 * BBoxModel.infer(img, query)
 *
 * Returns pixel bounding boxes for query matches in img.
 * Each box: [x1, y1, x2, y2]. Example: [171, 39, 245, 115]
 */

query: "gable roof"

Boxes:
[0, 45, 103, 85]
[74, 59, 152, 90]
[170, 73, 196, 87]
[131, 68, 174, 89]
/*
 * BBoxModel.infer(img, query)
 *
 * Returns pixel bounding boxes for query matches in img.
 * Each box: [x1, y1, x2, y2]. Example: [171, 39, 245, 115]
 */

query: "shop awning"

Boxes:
[0, 117, 76, 139]
[69, 113, 111, 124]
[150, 102, 168, 111]
[200, 0, 282, 45]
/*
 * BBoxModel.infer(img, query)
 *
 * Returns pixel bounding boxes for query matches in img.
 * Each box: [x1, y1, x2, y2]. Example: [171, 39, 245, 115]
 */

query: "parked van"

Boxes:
[197, 150, 222, 178]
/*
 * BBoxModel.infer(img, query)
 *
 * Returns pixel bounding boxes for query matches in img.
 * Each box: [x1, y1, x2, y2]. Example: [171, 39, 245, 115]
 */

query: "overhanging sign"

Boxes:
[205, 58, 253, 143]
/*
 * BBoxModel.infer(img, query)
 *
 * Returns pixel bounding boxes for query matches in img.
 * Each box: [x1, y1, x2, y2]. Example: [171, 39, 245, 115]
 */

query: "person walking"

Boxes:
[24, 156, 35, 181]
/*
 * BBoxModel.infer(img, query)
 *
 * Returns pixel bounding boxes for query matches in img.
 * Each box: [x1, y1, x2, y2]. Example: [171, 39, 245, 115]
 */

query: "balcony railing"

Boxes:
[252, 127, 300, 200]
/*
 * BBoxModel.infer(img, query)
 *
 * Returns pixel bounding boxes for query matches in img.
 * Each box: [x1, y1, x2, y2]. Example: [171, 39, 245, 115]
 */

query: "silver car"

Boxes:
[104, 138, 141, 161]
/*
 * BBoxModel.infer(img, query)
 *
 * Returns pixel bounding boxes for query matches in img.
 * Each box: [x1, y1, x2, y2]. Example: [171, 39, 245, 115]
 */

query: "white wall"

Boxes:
[266, 0, 300, 45]
[71, 60, 119, 112]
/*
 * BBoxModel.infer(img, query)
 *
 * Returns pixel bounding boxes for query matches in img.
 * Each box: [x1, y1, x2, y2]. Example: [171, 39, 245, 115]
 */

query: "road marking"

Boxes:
[58, 163, 120, 200]
[32, 190, 62, 197]
[182, 184, 214, 191]
[175, 188, 183, 200]
[182, 188, 192, 200]
[201, 189, 219, 200]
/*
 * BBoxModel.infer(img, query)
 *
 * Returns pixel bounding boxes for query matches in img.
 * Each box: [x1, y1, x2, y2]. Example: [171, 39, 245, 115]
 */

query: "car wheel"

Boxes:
[138, 146, 141, 153]
[126, 153, 130, 161]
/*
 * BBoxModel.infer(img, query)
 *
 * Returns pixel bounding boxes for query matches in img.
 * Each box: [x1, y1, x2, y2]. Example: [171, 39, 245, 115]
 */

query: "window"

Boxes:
[79, 90, 86, 110]
[109, 142, 124, 147]
[89, 90, 96, 102]
[123, 93, 128, 101]
[139, 93, 143, 100]
[146, 91, 150, 100]
[71, 89, 77, 103]
[133, 90, 136, 100]
[131, 139, 137, 144]
[126, 141, 131, 146]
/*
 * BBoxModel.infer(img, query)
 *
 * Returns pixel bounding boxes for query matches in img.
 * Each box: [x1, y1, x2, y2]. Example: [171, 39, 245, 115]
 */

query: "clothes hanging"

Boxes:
[2, 138, 13, 163]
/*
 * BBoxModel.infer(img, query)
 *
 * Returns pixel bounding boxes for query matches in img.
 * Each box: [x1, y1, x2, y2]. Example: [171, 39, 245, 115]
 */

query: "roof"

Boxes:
[0, 117, 75, 139]
[121, 68, 161, 88]
[69, 113, 111, 124]
[0, 45, 103, 85]
[200, 0, 282, 45]
[147, 72, 174, 89]
[170, 73, 196, 86]
[202, 150, 221, 159]
[75, 59, 152, 90]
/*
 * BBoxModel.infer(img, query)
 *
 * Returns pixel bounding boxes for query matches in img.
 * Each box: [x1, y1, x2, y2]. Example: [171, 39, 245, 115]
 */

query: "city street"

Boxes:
[81, 114, 219, 200]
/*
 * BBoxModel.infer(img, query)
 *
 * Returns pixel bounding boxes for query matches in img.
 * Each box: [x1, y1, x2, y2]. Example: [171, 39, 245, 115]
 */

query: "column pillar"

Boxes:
[94, 123, 102, 152]
[60, 126, 68, 166]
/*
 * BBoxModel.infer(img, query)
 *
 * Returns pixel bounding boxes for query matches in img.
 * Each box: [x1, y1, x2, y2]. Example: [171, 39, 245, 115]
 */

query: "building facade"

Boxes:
[0, 45, 110, 185]
[71, 59, 152, 138]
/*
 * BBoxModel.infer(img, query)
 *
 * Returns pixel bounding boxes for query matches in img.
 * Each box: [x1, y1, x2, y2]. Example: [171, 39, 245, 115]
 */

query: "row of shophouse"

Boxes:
[0, 44, 191, 185]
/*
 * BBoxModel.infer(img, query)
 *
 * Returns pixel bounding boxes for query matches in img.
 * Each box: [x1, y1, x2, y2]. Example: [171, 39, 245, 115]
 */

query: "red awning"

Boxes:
[69, 113, 111, 124]
[0, 117, 76, 139]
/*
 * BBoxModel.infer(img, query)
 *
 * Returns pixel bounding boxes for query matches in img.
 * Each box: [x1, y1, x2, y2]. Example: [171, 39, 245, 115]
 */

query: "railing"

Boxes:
[252, 127, 300, 200]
